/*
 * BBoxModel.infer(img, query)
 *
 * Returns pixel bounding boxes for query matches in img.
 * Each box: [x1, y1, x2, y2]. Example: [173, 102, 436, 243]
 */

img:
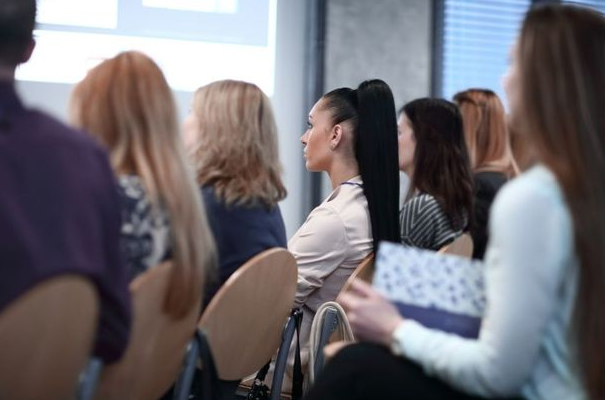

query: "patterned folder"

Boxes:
[373, 241, 486, 338]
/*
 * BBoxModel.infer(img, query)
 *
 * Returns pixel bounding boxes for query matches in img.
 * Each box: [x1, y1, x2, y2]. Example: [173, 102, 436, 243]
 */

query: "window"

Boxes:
[562, 0, 605, 13]
[436, 0, 531, 107]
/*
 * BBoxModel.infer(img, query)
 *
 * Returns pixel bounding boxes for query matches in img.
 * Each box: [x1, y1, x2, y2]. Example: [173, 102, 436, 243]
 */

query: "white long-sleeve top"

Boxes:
[393, 165, 585, 400]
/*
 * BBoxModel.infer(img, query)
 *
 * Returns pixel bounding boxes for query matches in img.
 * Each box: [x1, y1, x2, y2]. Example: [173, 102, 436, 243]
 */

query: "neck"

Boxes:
[0, 67, 16, 82]
[327, 158, 360, 190]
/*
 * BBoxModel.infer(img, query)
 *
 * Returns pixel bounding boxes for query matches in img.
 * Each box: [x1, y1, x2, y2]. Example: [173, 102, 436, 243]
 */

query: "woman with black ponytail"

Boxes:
[286, 79, 400, 382]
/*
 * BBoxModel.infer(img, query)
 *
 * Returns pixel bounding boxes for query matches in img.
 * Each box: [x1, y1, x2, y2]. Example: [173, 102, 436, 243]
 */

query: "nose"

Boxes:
[300, 131, 308, 146]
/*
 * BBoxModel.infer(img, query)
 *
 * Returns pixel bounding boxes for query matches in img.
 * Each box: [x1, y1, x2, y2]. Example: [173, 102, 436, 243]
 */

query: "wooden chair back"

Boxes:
[94, 262, 200, 400]
[0, 275, 98, 400]
[199, 248, 297, 381]
[438, 233, 474, 258]
[336, 253, 374, 301]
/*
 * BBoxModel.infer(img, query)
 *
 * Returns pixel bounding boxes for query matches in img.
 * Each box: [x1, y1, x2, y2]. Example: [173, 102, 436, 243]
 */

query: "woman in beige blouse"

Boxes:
[287, 79, 400, 383]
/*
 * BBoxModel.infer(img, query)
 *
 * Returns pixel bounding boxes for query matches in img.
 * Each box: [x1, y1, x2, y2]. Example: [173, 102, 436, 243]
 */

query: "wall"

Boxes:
[319, 0, 432, 198]
[325, 0, 432, 107]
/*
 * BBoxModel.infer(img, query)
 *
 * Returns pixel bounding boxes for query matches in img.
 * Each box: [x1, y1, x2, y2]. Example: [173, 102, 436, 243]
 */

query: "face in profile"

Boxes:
[397, 113, 416, 175]
[300, 98, 334, 172]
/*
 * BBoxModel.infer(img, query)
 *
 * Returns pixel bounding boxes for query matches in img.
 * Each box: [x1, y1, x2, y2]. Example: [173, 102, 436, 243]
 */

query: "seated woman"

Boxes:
[398, 98, 474, 250]
[454, 89, 518, 259]
[305, 4, 605, 400]
[70, 51, 216, 315]
[182, 79, 287, 305]
[289, 79, 400, 380]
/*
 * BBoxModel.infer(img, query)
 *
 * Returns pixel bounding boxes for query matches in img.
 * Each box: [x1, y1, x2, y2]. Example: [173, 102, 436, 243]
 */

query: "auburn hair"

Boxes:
[453, 88, 518, 177]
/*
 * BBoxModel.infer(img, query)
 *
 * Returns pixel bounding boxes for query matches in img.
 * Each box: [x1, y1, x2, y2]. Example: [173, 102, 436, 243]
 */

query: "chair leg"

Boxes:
[270, 315, 297, 400]
[173, 332, 201, 400]
[76, 358, 103, 400]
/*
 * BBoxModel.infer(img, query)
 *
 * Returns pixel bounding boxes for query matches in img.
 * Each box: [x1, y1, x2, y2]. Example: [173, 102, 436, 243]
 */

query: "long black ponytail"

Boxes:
[322, 79, 400, 251]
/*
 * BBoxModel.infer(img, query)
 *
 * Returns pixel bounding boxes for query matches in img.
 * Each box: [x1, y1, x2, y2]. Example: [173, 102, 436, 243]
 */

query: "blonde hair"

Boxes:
[189, 80, 286, 206]
[453, 89, 518, 177]
[70, 51, 216, 317]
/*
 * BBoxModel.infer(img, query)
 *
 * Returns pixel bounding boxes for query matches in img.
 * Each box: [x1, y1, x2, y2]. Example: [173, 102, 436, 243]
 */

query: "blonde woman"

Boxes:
[183, 79, 287, 305]
[70, 51, 216, 317]
[454, 89, 518, 259]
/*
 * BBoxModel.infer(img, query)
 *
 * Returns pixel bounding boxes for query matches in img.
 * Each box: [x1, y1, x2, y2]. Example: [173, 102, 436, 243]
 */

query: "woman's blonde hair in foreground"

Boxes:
[453, 88, 518, 177]
[70, 50, 216, 318]
[189, 79, 286, 207]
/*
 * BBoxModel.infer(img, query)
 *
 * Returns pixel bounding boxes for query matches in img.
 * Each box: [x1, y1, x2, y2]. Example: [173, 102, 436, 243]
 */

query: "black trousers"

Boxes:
[304, 343, 524, 400]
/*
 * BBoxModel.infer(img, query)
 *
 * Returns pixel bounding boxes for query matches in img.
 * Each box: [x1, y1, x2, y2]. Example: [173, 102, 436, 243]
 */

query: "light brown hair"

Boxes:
[188, 80, 286, 207]
[453, 89, 517, 177]
[70, 51, 216, 318]
[517, 5, 605, 398]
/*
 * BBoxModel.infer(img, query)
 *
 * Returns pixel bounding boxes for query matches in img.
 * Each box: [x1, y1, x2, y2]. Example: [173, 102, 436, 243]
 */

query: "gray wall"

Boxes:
[318, 0, 432, 197]
[324, 0, 432, 107]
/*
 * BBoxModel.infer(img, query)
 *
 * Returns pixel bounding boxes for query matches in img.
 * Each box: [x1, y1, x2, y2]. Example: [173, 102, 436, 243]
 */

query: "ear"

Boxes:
[20, 38, 35, 64]
[329, 124, 344, 150]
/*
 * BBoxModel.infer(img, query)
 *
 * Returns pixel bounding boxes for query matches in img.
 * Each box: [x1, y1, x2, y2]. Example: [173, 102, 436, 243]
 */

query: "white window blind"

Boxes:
[562, 0, 605, 13]
[440, 0, 531, 107]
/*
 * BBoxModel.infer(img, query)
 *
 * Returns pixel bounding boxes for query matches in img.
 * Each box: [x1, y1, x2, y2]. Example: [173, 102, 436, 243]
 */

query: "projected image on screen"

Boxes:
[17, 0, 276, 94]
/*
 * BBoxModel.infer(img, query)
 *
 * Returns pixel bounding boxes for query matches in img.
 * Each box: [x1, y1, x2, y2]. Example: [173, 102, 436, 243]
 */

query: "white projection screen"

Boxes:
[17, 0, 277, 95]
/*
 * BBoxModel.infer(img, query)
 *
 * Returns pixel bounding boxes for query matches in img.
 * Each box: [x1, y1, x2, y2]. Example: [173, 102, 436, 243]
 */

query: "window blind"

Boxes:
[562, 0, 605, 14]
[439, 0, 531, 106]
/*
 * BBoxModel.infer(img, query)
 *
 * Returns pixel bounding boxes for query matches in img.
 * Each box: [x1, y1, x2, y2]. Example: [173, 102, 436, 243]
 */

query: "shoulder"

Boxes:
[28, 110, 104, 154]
[117, 175, 153, 215]
[492, 166, 566, 217]
[491, 165, 573, 244]
[475, 171, 508, 194]
[200, 185, 224, 210]
[474, 171, 508, 188]
[299, 202, 347, 239]
[21, 110, 113, 180]
[308, 202, 346, 226]
[324, 183, 368, 217]
[117, 175, 146, 201]
[401, 193, 441, 215]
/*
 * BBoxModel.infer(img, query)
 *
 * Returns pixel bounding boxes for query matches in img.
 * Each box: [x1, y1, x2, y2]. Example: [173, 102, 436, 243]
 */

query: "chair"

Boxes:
[177, 248, 297, 399]
[336, 253, 374, 301]
[438, 233, 474, 258]
[0, 275, 98, 400]
[308, 253, 375, 384]
[93, 262, 200, 400]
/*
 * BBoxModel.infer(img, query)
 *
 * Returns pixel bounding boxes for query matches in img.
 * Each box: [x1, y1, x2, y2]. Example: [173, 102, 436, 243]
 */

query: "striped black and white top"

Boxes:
[399, 192, 464, 251]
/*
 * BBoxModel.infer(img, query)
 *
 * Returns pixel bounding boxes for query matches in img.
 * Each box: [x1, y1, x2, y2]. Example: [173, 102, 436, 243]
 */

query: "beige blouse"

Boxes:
[290, 175, 372, 311]
[287, 174, 372, 379]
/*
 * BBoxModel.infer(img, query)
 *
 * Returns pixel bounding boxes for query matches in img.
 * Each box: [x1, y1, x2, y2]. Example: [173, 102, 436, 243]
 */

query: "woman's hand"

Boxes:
[338, 279, 404, 347]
